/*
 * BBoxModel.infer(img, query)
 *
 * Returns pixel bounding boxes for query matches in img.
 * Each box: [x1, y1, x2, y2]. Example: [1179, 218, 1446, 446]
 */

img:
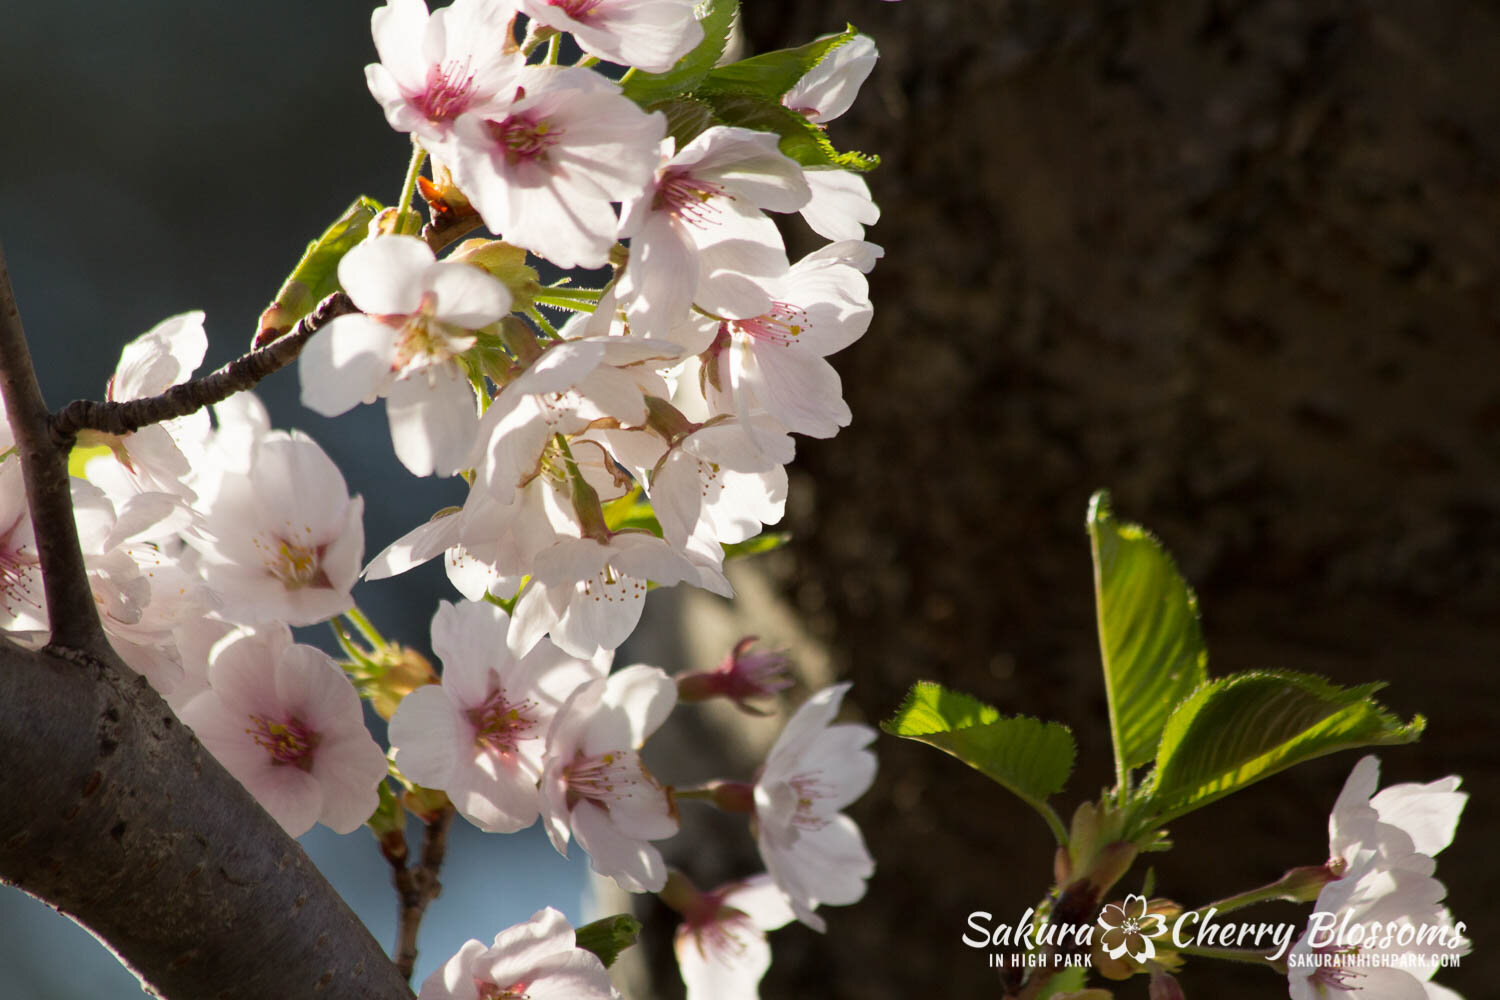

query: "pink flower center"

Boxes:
[653, 170, 729, 228]
[786, 772, 832, 831]
[548, 0, 605, 19]
[418, 60, 478, 123]
[486, 112, 562, 166]
[248, 715, 320, 770]
[386, 292, 474, 373]
[476, 979, 532, 1000]
[254, 533, 331, 590]
[729, 302, 808, 347]
[564, 749, 647, 811]
[1308, 943, 1363, 992]
[466, 689, 539, 753]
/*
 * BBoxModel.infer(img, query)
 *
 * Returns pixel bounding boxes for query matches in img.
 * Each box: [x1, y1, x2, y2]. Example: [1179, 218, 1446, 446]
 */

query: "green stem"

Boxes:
[526, 304, 561, 339]
[395, 142, 429, 236]
[330, 619, 378, 672]
[620, 67, 637, 84]
[346, 605, 389, 650]
[545, 34, 560, 65]
[531, 291, 598, 315]
[1038, 801, 1069, 847]
[575, 55, 599, 68]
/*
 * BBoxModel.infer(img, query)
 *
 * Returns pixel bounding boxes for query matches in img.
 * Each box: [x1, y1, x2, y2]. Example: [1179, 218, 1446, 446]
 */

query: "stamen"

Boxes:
[486, 113, 562, 166]
[730, 302, 808, 347]
[653, 171, 730, 228]
[247, 715, 319, 769]
[466, 689, 540, 753]
[419, 60, 478, 122]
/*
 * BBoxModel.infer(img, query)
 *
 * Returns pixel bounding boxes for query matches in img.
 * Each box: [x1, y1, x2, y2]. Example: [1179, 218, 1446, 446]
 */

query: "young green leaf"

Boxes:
[700, 92, 880, 171]
[698, 25, 857, 101]
[1087, 490, 1208, 779]
[620, 0, 739, 107]
[573, 913, 642, 968]
[882, 681, 1075, 838]
[256, 195, 380, 342]
[1143, 670, 1425, 827]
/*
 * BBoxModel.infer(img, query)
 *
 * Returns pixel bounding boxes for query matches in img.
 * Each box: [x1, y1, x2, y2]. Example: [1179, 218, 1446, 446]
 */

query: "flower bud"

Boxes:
[1148, 965, 1186, 1000]
[676, 637, 794, 715]
[449, 239, 539, 312]
[367, 644, 439, 721]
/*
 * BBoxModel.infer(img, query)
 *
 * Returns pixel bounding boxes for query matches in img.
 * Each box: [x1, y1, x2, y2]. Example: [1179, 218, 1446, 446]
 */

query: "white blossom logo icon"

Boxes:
[1097, 894, 1167, 962]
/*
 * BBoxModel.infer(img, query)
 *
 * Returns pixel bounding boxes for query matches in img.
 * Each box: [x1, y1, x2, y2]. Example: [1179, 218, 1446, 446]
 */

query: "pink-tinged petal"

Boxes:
[250, 432, 351, 540]
[203, 627, 291, 717]
[338, 235, 434, 315]
[742, 342, 850, 439]
[111, 311, 208, 400]
[725, 874, 797, 932]
[783, 34, 877, 125]
[418, 938, 487, 1000]
[508, 579, 568, 659]
[430, 599, 514, 706]
[299, 313, 397, 417]
[319, 497, 367, 599]
[450, 750, 542, 833]
[313, 731, 388, 833]
[363, 509, 460, 580]
[481, 906, 579, 978]
[251, 764, 325, 838]
[551, 582, 643, 659]
[801, 169, 880, 242]
[370, 0, 433, 89]
[390, 685, 463, 788]
[515, 950, 615, 1000]
[385, 366, 479, 478]
[801, 237, 885, 274]
[571, 799, 667, 892]
[531, 538, 610, 586]
[676, 914, 770, 1000]
[538, 756, 575, 856]
[580, 664, 676, 755]
[426, 260, 512, 327]
[274, 643, 359, 728]
[523, 0, 702, 75]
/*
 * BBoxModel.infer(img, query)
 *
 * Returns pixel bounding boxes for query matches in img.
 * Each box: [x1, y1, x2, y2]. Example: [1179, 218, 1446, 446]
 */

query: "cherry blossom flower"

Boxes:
[1286, 756, 1469, 1000]
[449, 66, 666, 269]
[705, 241, 876, 441]
[388, 599, 602, 832]
[417, 907, 616, 1000]
[178, 625, 388, 837]
[782, 34, 878, 126]
[539, 664, 679, 892]
[518, 0, 703, 73]
[510, 531, 731, 660]
[752, 682, 876, 930]
[667, 871, 795, 1000]
[365, 0, 522, 146]
[186, 430, 364, 626]
[616, 127, 810, 334]
[0, 458, 45, 633]
[299, 235, 511, 477]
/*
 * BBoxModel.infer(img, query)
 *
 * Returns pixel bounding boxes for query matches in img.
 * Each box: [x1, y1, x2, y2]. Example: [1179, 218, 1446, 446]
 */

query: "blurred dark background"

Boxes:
[2, 0, 1497, 998]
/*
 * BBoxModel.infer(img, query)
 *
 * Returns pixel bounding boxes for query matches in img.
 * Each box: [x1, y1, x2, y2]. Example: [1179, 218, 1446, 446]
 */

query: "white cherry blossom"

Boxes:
[365, 0, 522, 146]
[389, 600, 602, 832]
[178, 625, 388, 837]
[538, 664, 679, 892]
[299, 235, 511, 477]
[753, 682, 876, 931]
[670, 872, 795, 1000]
[417, 907, 616, 1000]
[616, 127, 810, 334]
[449, 66, 666, 269]
[186, 430, 364, 626]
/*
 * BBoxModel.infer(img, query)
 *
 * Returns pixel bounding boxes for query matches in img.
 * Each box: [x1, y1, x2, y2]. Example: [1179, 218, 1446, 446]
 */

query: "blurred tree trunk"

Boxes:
[675, 1, 1500, 996]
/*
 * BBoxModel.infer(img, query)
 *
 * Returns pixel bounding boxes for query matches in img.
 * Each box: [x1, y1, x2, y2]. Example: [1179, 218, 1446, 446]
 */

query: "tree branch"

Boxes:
[388, 804, 456, 983]
[51, 291, 355, 446]
[0, 637, 415, 999]
[0, 241, 109, 656]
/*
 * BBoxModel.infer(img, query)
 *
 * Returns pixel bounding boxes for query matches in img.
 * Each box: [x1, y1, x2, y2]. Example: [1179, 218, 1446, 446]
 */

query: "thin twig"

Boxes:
[389, 804, 456, 983]
[51, 291, 356, 446]
[0, 241, 109, 655]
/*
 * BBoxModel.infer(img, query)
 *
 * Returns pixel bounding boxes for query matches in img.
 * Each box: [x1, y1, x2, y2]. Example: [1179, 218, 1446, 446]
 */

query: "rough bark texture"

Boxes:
[700, 1, 1498, 997]
[0, 641, 416, 1000]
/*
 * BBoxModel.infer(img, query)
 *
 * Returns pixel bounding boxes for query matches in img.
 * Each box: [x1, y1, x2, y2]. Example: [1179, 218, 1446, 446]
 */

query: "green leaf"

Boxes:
[1144, 670, 1425, 826]
[698, 25, 857, 100]
[723, 531, 790, 561]
[649, 94, 720, 148]
[882, 682, 1075, 835]
[700, 92, 879, 171]
[574, 913, 642, 968]
[257, 196, 380, 340]
[601, 487, 663, 536]
[1087, 490, 1209, 776]
[621, 0, 739, 107]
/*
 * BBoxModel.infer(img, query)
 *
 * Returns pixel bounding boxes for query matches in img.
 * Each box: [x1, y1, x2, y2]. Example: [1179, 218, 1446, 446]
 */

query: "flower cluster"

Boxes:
[0, 2, 886, 995]
[1288, 756, 1469, 1000]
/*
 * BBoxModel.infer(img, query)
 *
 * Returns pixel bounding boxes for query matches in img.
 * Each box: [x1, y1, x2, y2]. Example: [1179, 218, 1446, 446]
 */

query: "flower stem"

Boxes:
[395, 141, 429, 236]
[345, 605, 388, 650]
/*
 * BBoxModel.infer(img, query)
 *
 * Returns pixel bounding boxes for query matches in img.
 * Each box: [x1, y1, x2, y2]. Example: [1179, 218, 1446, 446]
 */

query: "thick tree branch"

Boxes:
[0, 637, 415, 999]
[0, 242, 109, 656]
[387, 804, 456, 983]
[51, 291, 355, 446]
